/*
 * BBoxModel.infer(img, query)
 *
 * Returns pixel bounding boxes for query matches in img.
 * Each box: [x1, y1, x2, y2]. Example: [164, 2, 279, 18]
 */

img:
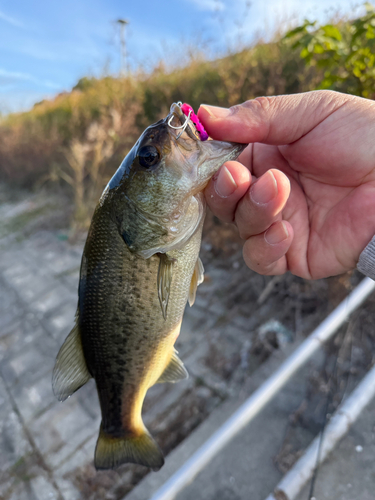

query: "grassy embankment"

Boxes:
[0, 5, 374, 228]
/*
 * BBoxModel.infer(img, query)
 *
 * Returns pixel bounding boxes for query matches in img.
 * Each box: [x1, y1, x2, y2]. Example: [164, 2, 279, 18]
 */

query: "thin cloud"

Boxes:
[0, 9, 22, 28]
[0, 89, 55, 114]
[186, 0, 225, 12]
[0, 69, 60, 89]
[207, 0, 367, 50]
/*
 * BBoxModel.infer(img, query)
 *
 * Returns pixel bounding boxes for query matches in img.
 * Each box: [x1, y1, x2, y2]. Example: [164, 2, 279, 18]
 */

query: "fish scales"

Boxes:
[52, 102, 246, 470]
[80, 202, 201, 436]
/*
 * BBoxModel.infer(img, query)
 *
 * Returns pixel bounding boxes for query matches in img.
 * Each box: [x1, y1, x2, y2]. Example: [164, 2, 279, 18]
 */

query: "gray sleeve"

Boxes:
[357, 235, 375, 280]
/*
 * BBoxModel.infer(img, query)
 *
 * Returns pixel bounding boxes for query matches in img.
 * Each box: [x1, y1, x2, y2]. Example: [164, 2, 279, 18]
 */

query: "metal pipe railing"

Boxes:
[149, 277, 375, 500]
[266, 359, 375, 500]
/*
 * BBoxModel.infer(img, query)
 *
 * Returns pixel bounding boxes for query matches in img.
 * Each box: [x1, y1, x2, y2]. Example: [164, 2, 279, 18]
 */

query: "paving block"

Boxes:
[54, 435, 97, 500]
[60, 271, 80, 293]
[0, 450, 61, 500]
[2, 260, 33, 282]
[3, 482, 36, 500]
[0, 305, 21, 337]
[11, 372, 57, 425]
[0, 281, 18, 313]
[0, 333, 58, 388]
[0, 409, 32, 472]
[45, 251, 81, 276]
[29, 475, 60, 500]
[1, 348, 48, 387]
[0, 321, 45, 364]
[4, 271, 54, 304]
[30, 389, 100, 469]
[25, 231, 60, 254]
[75, 380, 101, 422]
[29, 285, 72, 315]
[42, 300, 77, 341]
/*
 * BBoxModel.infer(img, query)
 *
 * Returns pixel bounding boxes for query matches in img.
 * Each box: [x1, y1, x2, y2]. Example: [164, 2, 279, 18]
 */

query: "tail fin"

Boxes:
[95, 426, 164, 471]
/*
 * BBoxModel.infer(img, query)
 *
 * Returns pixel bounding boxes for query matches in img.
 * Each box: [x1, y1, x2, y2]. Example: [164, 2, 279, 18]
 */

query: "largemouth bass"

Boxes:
[52, 103, 245, 471]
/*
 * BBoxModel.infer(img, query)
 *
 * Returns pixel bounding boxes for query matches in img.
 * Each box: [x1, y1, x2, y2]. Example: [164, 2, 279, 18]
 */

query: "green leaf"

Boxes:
[352, 26, 367, 42]
[322, 25, 342, 41]
[283, 20, 315, 39]
[283, 26, 305, 39]
[313, 43, 325, 54]
[316, 58, 333, 69]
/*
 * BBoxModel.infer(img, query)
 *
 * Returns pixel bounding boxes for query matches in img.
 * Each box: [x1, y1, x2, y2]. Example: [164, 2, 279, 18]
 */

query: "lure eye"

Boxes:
[138, 145, 160, 169]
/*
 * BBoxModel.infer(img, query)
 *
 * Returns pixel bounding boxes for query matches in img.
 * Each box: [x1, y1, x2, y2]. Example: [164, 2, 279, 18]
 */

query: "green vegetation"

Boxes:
[0, 4, 374, 226]
[284, 2, 375, 98]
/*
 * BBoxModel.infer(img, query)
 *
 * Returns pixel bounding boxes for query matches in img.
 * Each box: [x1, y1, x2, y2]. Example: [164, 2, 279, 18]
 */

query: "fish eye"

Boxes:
[138, 145, 160, 169]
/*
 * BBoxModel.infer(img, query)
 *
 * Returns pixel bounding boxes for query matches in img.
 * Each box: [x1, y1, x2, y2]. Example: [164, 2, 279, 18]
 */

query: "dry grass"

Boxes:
[0, 12, 370, 227]
[0, 38, 313, 201]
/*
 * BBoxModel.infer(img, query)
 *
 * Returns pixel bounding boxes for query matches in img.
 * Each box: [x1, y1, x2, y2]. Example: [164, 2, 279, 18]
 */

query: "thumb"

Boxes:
[198, 90, 354, 145]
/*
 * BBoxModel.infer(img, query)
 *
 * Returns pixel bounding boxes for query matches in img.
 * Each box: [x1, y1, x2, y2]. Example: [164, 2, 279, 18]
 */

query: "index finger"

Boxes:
[198, 91, 353, 145]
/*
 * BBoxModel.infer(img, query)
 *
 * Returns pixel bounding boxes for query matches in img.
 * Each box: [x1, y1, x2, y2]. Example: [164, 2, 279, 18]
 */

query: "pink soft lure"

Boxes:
[181, 103, 209, 141]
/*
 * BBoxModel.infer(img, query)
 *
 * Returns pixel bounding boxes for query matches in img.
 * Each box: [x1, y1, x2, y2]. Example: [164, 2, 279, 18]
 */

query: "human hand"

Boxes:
[198, 91, 375, 279]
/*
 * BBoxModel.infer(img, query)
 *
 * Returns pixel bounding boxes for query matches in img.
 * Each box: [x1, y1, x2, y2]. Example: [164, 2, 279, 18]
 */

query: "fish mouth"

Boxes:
[167, 103, 201, 142]
[169, 103, 186, 125]
[194, 139, 247, 189]
[228, 142, 248, 160]
[166, 102, 247, 185]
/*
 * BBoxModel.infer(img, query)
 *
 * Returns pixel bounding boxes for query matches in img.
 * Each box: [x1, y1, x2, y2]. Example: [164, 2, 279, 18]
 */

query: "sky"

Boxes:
[0, 0, 368, 114]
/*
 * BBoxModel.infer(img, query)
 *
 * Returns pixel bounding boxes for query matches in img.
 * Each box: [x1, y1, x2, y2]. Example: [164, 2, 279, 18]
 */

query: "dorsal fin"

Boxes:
[157, 253, 175, 320]
[52, 314, 91, 401]
[188, 257, 204, 307]
[156, 349, 188, 384]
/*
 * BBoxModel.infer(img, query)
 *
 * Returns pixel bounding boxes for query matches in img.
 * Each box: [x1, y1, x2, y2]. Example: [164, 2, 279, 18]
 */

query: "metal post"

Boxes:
[117, 19, 129, 77]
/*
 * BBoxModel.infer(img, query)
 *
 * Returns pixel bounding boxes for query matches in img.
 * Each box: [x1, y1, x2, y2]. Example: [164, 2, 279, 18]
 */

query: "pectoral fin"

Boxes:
[52, 315, 91, 401]
[157, 253, 175, 320]
[156, 349, 188, 384]
[188, 257, 204, 307]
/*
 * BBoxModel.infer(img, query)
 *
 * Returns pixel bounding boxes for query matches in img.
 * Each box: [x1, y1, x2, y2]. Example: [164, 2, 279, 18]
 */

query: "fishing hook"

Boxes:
[168, 108, 193, 140]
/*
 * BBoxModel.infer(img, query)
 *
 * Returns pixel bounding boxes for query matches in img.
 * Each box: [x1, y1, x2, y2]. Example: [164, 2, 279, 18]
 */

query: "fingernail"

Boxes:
[251, 171, 278, 204]
[200, 104, 231, 119]
[215, 165, 238, 197]
[265, 222, 289, 245]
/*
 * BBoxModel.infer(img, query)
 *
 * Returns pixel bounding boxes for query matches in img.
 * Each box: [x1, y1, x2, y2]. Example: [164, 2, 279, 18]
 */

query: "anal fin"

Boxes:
[189, 257, 204, 306]
[156, 349, 188, 384]
[52, 316, 91, 402]
[95, 425, 164, 471]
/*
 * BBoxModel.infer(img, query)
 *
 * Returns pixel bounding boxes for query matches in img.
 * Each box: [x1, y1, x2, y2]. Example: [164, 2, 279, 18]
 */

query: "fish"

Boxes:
[52, 102, 246, 471]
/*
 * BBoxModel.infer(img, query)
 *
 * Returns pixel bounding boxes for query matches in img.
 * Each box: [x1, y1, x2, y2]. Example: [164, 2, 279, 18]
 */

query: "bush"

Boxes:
[0, 39, 310, 191]
[283, 2, 375, 98]
[2, 6, 373, 225]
